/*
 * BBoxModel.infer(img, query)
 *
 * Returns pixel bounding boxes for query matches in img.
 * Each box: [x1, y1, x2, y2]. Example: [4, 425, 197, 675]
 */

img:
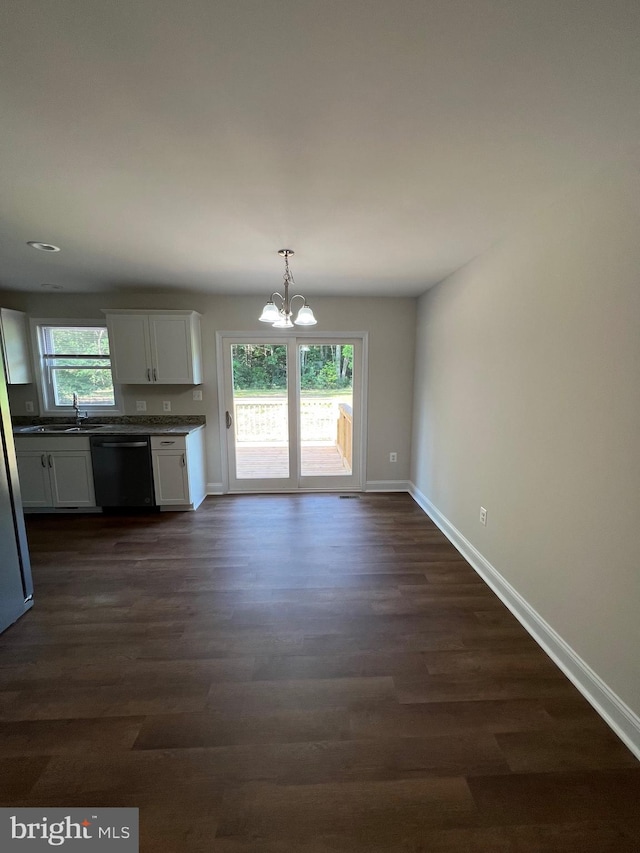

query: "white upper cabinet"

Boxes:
[105, 313, 150, 384]
[0, 308, 33, 384]
[104, 310, 203, 384]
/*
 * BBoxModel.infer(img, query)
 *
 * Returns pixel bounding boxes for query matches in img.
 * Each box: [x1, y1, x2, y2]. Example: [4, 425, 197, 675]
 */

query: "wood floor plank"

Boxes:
[495, 727, 640, 773]
[28, 751, 227, 810]
[131, 733, 509, 783]
[0, 682, 210, 721]
[0, 716, 144, 756]
[133, 709, 352, 750]
[395, 673, 573, 704]
[0, 492, 634, 852]
[209, 823, 640, 853]
[348, 698, 556, 739]
[0, 756, 50, 800]
[0, 656, 256, 692]
[204, 676, 397, 714]
[215, 777, 479, 843]
[251, 651, 430, 681]
[466, 768, 640, 828]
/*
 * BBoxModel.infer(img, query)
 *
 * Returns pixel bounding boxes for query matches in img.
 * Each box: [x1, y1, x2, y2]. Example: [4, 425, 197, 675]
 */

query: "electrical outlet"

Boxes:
[162, 401, 172, 412]
[192, 389, 203, 401]
[25, 401, 35, 413]
[136, 400, 147, 412]
[480, 506, 487, 526]
[389, 452, 397, 463]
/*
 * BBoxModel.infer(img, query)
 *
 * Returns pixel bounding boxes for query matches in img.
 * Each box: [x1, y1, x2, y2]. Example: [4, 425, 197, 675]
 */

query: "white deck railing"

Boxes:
[234, 398, 348, 443]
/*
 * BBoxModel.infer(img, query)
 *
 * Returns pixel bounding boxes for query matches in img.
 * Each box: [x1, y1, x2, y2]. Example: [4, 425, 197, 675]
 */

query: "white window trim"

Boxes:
[30, 317, 124, 416]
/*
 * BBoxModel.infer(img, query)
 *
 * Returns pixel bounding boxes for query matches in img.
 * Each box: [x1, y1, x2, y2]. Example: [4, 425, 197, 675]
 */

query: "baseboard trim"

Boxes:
[209, 481, 410, 495]
[409, 482, 640, 761]
[365, 480, 410, 492]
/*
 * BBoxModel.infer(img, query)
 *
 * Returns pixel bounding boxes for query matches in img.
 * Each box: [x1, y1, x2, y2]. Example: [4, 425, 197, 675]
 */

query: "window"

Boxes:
[35, 322, 119, 413]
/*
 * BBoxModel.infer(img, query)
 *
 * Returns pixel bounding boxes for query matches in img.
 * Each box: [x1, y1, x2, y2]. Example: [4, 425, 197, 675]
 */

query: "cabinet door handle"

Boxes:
[160, 440, 175, 445]
[147, 368, 151, 382]
[48, 454, 53, 468]
[41, 453, 47, 468]
[225, 411, 232, 429]
[153, 368, 157, 382]
[181, 454, 186, 467]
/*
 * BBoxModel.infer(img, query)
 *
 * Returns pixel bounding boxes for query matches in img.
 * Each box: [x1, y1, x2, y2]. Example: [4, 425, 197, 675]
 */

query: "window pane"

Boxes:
[39, 323, 117, 411]
[48, 357, 110, 368]
[299, 344, 353, 476]
[231, 344, 289, 479]
[47, 327, 110, 356]
[52, 368, 115, 406]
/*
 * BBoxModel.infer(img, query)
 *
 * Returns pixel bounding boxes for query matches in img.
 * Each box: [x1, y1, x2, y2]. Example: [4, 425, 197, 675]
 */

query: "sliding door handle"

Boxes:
[225, 411, 233, 429]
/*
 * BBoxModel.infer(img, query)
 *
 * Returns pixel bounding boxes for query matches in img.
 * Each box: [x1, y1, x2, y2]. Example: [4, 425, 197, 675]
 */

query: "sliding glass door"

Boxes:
[220, 335, 364, 492]
[225, 340, 296, 490]
[298, 343, 355, 487]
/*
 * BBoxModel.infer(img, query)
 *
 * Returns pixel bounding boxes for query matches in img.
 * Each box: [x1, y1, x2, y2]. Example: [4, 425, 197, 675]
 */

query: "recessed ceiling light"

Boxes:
[27, 241, 61, 252]
[40, 283, 64, 290]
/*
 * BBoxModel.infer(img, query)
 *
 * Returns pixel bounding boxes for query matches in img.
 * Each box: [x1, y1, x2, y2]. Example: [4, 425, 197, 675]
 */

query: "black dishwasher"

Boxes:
[90, 435, 156, 508]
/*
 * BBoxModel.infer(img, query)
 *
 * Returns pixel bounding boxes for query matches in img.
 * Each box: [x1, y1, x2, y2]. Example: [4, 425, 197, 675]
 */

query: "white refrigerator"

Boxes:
[0, 350, 33, 634]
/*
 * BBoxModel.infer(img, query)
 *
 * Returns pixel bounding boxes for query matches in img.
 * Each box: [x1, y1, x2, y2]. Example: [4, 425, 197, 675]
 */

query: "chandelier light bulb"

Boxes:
[295, 305, 317, 326]
[259, 302, 280, 323]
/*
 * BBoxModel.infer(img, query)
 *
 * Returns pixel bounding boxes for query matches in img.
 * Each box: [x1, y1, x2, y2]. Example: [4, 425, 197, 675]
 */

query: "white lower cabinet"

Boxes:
[15, 437, 96, 509]
[15, 430, 205, 513]
[151, 430, 206, 510]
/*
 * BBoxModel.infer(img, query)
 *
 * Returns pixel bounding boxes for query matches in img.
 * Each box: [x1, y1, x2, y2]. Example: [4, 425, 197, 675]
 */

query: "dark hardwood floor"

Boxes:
[1, 493, 638, 851]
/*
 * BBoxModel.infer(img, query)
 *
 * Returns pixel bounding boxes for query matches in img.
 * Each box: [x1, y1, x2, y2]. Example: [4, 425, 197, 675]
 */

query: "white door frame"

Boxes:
[216, 331, 368, 493]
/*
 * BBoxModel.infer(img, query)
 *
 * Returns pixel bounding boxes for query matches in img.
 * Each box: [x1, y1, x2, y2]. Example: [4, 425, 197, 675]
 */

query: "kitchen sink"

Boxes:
[64, 425, 108, 432]
[18, 424, 110, 433]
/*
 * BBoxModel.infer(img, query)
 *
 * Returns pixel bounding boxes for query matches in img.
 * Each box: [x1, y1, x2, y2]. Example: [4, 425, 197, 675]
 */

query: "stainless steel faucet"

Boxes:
[72, 392, 84, 426]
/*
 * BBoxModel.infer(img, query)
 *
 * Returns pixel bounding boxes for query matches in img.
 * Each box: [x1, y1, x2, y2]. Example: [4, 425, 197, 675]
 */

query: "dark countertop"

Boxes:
[13, 422, 205, 436]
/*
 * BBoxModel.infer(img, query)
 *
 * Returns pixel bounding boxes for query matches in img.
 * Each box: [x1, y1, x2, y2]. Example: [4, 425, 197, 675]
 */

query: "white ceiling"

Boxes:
[1, 0, 639, 296]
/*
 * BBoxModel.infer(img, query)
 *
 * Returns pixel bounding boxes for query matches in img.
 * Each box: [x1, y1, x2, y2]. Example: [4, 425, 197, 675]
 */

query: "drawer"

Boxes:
[151, 435, 187, 450]
[14, 436, 91, 452]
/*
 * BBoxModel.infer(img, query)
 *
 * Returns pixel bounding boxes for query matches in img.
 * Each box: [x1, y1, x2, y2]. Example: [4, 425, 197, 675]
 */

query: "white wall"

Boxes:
[0, 291, 416, 489]
[411, 162, 640, 726]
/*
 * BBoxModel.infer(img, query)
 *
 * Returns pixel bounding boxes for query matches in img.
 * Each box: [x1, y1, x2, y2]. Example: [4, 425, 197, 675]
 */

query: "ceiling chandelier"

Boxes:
[259, 249, 317, 328]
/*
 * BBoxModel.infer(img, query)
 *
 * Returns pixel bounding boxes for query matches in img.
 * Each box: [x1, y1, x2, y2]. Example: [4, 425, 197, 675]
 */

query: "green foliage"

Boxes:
[48, 327, 110, 356]
[301, 344, 352, 390]
[316, 361, 338, 388]
[232, 345, 287, 390]
[54, 368, 114, 406]
[232, 344, 354, 392]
